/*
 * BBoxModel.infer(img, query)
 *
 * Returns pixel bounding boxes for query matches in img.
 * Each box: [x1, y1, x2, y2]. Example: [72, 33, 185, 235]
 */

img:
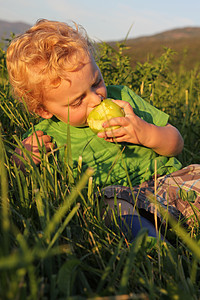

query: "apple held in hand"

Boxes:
[87, 98, 125, 133]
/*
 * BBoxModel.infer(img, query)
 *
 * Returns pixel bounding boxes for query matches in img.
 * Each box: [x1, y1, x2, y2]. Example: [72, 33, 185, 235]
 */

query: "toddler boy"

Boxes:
[6, 19, 200, 239]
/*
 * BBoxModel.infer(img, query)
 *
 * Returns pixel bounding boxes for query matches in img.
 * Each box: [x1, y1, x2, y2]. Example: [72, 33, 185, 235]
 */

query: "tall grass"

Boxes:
[0, 38, 200, 299]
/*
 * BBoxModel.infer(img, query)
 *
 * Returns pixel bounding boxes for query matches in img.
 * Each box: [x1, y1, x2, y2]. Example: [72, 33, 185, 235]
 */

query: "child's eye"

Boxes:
[70, 100, 82, 108]
[70, 96, 84, 108]
[92, 78, 102, 88]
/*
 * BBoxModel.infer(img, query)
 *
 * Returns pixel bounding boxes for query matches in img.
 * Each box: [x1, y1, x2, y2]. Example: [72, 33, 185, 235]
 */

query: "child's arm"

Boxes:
[12, 131, 54, 169]
[98, 100, 184, 157]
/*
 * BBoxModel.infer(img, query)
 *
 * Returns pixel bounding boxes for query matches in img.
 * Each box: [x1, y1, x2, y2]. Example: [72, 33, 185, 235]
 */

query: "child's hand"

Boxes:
[97, 100, 150, 145]
[97, 99, 184, 156]
[13, 131, 54, 167]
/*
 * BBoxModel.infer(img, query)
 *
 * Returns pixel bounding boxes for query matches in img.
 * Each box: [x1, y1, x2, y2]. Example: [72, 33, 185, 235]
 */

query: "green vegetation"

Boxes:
[0, 37, 200, 299]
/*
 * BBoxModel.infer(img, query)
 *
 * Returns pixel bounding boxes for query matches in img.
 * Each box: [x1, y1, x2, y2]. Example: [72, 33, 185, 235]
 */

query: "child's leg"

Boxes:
[156, 164, 200, 224]
[103, 197, 162, 239]
[102, 164, 200, 227]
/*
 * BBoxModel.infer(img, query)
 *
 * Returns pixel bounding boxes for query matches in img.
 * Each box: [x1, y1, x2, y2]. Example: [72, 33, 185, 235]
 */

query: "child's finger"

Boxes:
[45, 142, 55, 151]
[34, 130, 44, 137]
[112, 100, 134, 115]
[102, 116, 127, 128]
[34, 135, 52, 147]
[98, 127, 121, 139]
[41, 134, 52, 143]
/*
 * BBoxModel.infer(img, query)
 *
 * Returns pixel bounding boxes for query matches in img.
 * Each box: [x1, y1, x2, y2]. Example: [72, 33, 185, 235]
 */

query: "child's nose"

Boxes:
[90, 94, 103, 107]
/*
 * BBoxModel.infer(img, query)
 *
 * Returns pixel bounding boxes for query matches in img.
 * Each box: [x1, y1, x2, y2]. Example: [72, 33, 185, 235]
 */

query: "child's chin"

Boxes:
[76, 123, 88, 128]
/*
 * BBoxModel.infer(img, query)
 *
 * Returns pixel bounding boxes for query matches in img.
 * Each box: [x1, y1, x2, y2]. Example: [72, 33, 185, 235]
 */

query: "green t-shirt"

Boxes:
[25, 85, 182, 187]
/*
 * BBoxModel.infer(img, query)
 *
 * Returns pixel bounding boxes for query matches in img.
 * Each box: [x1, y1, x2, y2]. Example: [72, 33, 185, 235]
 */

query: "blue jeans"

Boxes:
[119, 214, 164, 240]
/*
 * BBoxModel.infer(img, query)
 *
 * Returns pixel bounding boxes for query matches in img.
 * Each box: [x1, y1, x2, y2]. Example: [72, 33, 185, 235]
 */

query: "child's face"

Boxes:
[38, 55, 107, 127]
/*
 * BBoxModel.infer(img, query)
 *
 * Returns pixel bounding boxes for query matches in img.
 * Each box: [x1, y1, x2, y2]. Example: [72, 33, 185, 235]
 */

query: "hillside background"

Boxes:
[0, 20, 31, 39]
[116, 27, 200, 72]
[0, 19, 200, 72]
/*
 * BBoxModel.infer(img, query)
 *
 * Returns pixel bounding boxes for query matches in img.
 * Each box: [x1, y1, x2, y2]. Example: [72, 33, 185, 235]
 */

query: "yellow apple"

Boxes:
[87, 98, 125, 133]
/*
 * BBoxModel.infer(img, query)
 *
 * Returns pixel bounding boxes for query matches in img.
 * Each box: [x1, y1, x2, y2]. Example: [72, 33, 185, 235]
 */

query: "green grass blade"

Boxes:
[44, 167, 94, 242]
[0, 130, 10, 253]
[47, 203, 80, 250]
[119, 229, 148, 294]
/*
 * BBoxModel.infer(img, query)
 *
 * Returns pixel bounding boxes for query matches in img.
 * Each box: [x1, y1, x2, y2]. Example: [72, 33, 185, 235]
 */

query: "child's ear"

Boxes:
[35, 107, 53, 119]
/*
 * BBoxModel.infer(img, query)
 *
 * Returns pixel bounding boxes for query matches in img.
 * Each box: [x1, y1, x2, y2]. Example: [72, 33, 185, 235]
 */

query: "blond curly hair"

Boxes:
[6, 19, 94, 112]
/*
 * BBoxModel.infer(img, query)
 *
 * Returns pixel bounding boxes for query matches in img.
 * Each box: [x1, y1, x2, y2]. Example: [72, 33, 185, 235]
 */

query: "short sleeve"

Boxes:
[107, 85, 169, 127]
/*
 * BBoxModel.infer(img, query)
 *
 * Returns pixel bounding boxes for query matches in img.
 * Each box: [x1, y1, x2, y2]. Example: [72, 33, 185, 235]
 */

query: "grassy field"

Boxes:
[0, 38, 200, 300]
